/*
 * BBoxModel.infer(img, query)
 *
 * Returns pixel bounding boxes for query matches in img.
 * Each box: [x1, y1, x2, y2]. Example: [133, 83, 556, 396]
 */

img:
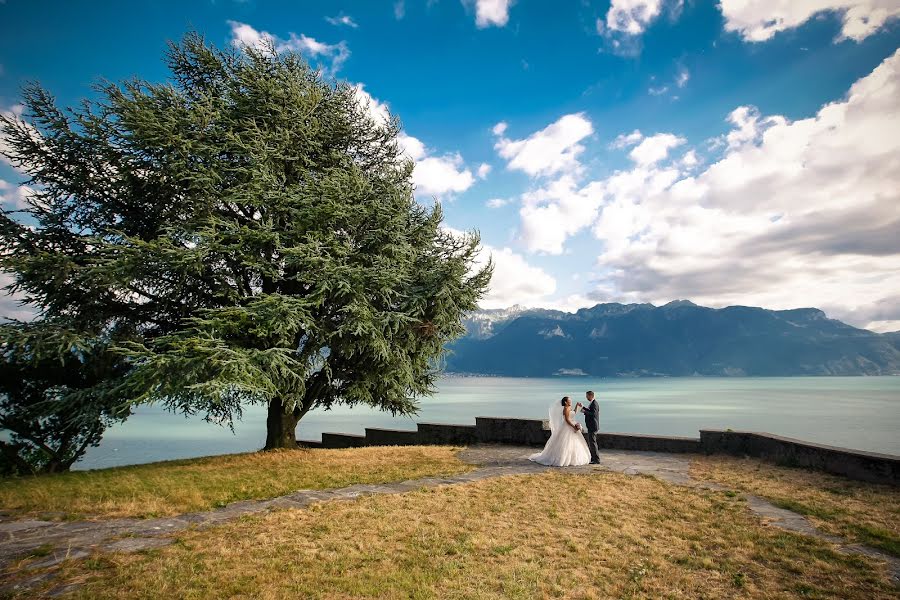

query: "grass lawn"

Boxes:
[0, 446, 471, 519]
[7, 469, 897, 599]
[690, 456, 900, 557]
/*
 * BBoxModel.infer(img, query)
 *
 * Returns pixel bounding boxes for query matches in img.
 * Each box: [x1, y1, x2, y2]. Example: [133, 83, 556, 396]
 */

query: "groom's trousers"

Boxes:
[586, 430, 600, 463]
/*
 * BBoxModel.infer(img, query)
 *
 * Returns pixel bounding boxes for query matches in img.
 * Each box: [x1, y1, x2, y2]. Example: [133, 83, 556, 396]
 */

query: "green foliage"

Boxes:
[0, 32, 490, 447]
[0, 324, 130, 474]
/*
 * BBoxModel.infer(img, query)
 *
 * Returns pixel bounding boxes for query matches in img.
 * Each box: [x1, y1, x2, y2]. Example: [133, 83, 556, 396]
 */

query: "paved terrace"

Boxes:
[1, 445, 898, 596]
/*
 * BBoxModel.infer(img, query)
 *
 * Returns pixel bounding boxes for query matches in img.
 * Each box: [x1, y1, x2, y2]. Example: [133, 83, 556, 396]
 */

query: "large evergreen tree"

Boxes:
[0, 33, 491, 450]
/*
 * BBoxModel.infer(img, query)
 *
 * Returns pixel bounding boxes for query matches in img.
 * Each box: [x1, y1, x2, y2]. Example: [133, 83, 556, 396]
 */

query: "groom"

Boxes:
[580, 390, 601, 464]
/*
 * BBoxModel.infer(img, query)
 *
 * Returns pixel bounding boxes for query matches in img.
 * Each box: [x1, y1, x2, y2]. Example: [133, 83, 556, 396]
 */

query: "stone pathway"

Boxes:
[1, 445, 897, 596]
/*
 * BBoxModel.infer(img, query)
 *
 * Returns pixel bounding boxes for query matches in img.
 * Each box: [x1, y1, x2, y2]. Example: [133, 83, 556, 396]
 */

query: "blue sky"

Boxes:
[1, 1, 899, 330]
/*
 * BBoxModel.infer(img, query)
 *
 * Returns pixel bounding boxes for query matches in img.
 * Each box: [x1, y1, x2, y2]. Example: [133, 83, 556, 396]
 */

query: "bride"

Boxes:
[529, 396, 591, 467]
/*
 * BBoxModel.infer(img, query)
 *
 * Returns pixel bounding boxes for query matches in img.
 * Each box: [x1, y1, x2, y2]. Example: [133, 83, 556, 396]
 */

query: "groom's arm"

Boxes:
[581, 402, 597, 417]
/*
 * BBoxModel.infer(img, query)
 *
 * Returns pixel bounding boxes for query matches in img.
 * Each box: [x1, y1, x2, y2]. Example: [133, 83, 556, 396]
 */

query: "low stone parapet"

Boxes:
[475, 417, 550, 446]
[365, 428, 420, 446]
[700, 430, 899, 486]
[320, 432, 367, 448]
[416, 422, 479, 445]
[595, 432, 701, 453]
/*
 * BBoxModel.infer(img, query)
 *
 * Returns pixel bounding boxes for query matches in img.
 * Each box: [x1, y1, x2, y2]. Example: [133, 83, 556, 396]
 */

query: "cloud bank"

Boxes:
[354, 84, 477, 199]
[228, 21, 350, 75]
[503, 50, 900, 331]
[720, 0, 900, 42]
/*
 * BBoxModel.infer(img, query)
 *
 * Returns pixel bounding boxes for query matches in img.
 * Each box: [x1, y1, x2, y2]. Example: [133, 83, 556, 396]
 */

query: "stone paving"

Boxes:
[1, 444, 897, 595]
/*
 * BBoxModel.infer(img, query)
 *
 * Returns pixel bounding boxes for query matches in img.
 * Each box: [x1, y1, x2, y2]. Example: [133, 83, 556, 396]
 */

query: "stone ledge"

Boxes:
[475, 417, 550, 446]
[700, 430, 899, 485]
[596, 432, 701, 454]
[416, 423, 479, 445]
[320, 432, 367, 448]
[365, 428, 420, 446]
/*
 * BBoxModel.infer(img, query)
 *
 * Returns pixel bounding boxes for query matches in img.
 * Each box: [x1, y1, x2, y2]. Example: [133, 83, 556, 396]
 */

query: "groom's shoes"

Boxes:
[589, 460, 601, 465]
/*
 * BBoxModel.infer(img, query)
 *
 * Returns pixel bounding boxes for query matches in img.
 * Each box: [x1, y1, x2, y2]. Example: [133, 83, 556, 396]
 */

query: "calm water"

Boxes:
[76, 376, 900, 470]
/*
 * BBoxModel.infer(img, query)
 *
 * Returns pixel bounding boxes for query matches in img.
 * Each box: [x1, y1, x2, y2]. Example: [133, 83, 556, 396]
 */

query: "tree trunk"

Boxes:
[264, 398, 301, 450]
[45, 458, 72, 474]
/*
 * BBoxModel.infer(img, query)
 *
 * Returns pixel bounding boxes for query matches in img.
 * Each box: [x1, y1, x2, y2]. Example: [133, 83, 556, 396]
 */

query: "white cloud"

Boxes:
[227, 21, 350, 75]
[584, 49, 900, 330]
[720, 0, 900, 42]
[506, 125, 682, 255]
[0, 273, 36, 322]
[392, 129, 474, 196]
[868, 320, 900, 333]
[505, 51, 900, 329]
[601, 0, 900, 45]
[518, 175, 606, 254]
[480, 244, 557, 308]
[0, 180, 35, 210]
[543, 293, 598, 313]
[394, 1, 406, 19]
[610, 129, 643, 149]
[470, 0, 514, 28]
[648, 66, 689, 97]
[488, 248, 557, 308]
[486, 198, 509, 208]
[477, 163, 492, 179]
[492, 121, 508, 136]
[628, 133, 685, 165]
[494, 113, 594, 177]
[414, 154, 475, 197]
[325, 14, 358, 28]
[399, 134, 427, 161]
[353, 83, 392, 127]
[829, 296, 900, 332]
[0, 104, 32, 171]
[605, 0, 664, 35]
[445, 227, 556, 308]
[680, 149, 699, 167]
[228, 20, 270, 50]
[353, 85, 475, 197]
[723, 106, 786, 150]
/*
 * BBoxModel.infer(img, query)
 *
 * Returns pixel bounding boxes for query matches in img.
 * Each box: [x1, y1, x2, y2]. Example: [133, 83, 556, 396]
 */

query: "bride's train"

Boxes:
[529, 400, 591, 467]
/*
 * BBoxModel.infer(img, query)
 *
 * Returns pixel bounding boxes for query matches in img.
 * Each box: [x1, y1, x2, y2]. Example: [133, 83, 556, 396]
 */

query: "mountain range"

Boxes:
[446, 301, 900, 377]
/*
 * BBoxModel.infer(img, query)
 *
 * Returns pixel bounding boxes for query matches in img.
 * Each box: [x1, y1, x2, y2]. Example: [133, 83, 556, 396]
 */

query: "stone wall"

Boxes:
[474, 417, 550, 445]
[596, 432, 700, 453]
[700, 430, 900, 485]
[298, 419, 899, 485]
[416, 423, 479, 445]
[301, 419, 702, 452]
[319, 432, 366, 448]
[365, 428, 420, 446]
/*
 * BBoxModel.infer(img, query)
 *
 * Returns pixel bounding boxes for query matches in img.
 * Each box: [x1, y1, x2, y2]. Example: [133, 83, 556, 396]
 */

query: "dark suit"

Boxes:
[581, 399, 600, 463]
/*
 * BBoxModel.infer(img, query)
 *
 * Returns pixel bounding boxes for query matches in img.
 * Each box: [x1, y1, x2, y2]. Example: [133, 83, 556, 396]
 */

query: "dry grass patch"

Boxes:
[0, 446, 470, 519]
[23, 471, 897, 599]
[691, 456, 900, 557]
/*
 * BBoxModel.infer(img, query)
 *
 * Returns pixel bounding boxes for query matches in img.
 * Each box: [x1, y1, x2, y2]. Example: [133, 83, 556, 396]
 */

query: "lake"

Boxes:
[75, 376, 900, 470]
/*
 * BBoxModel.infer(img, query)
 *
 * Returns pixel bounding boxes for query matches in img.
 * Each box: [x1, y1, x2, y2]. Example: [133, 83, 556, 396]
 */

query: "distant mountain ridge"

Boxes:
[447, 301, 900, 377]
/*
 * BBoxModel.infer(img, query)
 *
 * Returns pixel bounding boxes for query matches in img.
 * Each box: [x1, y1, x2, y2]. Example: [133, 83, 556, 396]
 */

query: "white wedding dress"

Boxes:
[528, 402, 591, 467]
